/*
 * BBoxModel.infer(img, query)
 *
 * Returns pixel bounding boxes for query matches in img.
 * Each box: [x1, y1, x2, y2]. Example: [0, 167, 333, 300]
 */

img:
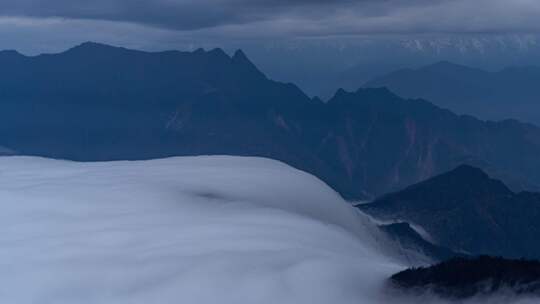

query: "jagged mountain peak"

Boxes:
[232, 49, 248, 61]
[231, 49, 266, 79]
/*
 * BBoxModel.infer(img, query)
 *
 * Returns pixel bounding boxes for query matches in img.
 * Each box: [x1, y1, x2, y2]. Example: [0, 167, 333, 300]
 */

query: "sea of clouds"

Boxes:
[0, 156, 535, 303]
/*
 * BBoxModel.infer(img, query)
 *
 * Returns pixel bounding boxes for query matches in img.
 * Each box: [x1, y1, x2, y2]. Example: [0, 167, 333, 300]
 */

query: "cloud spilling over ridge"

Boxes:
[0, 156, 537, 303]
[0, 156, 400, 303]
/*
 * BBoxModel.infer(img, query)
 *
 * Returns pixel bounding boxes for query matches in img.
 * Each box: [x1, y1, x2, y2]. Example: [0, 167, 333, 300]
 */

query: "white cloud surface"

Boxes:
[0, 156, 402, 304]
[0, 155, 537, 303]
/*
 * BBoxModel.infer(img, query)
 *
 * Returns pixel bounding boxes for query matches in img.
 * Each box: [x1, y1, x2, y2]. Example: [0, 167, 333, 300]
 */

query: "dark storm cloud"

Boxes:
[0, 0, 446, 31]
[0, 0, 539, 37]
[1, 0, 243, 30]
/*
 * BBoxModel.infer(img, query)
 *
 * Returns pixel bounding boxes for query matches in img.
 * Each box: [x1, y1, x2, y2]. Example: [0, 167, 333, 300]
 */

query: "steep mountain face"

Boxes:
[359, 165, 540, 259]
[3, 42, 540, 199]
[0, 42, 317, 164]
[322, 88, 540, 196]
[365, 61, 540, 125]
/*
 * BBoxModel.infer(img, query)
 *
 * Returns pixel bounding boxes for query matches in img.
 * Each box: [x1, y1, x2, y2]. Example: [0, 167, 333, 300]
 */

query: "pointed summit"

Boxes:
[232, 49, 249, 62]
[231, 49, 253, 65]
[231, 49, 265, 79]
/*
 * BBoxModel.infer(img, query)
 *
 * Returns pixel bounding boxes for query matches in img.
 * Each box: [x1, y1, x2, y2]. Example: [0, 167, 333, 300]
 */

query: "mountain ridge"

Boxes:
[2, 42, 540, 199]
[365, 61, 540, 125]
[359, 165, 540, 258]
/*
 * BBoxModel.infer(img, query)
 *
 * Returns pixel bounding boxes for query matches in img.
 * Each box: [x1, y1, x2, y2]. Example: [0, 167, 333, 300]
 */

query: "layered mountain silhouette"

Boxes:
[359, 165, 540, 259]
[3, 42, 540, 199]
[365, 61, 540, 125]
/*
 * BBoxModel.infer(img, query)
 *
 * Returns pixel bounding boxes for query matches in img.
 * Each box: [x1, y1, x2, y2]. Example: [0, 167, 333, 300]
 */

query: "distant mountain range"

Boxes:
[365, 61, 540, 125]
[246, 34, 540, 98]
[359, 165, 540, 259]
[3, 42, 540, 199]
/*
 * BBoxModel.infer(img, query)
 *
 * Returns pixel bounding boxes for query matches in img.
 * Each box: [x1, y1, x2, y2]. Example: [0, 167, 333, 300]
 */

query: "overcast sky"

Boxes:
[1, 0, 540, 54]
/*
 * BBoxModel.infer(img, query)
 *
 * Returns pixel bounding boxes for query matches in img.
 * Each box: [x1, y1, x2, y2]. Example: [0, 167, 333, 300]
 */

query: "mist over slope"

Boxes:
[0, 156, 403, 304]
